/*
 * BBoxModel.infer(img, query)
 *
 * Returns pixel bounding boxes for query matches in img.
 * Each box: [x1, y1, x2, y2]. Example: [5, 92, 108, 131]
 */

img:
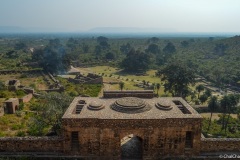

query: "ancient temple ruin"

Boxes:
[62, 93, 202, 159]
[0, 90, 240, 159]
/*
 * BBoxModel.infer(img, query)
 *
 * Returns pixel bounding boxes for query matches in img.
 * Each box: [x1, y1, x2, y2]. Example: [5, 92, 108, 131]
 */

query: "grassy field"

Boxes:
[0, 73, 48, 90]
[0, 113, 31, 137]
[77, 66, 168, 95]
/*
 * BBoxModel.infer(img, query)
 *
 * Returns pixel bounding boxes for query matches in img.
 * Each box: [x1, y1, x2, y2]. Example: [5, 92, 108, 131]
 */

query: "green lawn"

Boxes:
[77, 66, 169, 96]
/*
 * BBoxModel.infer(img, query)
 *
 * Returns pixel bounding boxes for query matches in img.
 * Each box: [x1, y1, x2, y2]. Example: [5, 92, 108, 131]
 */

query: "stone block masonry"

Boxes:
[201, 138, 240, 153]
[0, 137, 64, 153]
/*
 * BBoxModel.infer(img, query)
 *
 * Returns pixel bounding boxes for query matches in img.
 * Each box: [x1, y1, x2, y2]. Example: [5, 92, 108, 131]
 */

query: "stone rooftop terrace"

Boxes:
[62, 97, 202, 119]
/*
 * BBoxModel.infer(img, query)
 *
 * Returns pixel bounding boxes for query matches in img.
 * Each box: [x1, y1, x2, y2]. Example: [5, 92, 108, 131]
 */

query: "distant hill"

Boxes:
[88, 27, 176, 33]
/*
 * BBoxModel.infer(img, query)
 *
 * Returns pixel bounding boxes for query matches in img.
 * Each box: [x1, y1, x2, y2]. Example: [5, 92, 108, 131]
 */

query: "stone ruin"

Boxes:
[0, 91, 240, 159]
[2, 98, 19, 114]
[5, 79, 20, 91]
[40, 71, 64, 93]
[68, 73, 103, 84]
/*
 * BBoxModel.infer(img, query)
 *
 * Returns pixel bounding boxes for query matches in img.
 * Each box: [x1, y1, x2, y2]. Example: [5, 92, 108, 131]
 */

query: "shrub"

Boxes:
[19, 74, 28, 78]
[16, 131, 26, 137]
[16, 90, 25, 97]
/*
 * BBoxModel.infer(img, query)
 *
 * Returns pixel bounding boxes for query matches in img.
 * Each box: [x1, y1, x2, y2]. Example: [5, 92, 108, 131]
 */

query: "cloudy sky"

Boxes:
[0, 0, 240, 32]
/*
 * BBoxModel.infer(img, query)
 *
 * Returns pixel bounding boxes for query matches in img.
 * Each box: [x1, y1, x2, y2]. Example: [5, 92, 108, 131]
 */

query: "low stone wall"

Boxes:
[0, 69, 42, 75]
[19, 94, 33, 103]
[201, 138, 240, 153]
[68, 77, 103, 84]
[0, 136, 64, 153]
[103, 90, 154, 98]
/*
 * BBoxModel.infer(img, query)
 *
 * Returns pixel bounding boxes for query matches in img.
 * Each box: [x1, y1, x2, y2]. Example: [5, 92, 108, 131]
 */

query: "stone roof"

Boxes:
[62, 97, 202, 119]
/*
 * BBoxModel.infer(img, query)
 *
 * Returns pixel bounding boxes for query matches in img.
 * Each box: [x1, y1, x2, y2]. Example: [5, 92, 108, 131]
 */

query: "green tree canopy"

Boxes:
[163, 42, 176, 54]
[28, 92, 73, 136]
[158, 62, 195, 98]
[145, 44, 160, 54]
[32, 39, 71, 74]
[121, 49, 151, 72]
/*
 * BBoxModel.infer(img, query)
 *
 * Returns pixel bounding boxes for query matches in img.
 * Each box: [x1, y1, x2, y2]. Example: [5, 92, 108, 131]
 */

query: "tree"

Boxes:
[148, 37, 159, 43]
[196, 84, 205, 98]
[214, 43, 228, 56]
[204, 89, 212, 98]
[181, 41, 189, 47]
[121, 49, 151, 72]
[156, 83, 161, 96]
[207, 96, 218, 131]
[97, 36, 108, 43]
[119, 82, 124, 91]
[28, 92, 72, 136]
[199, 94, 208, 104]
[32, 39, 71, 74]
[120, 43, 131, 54]
[97, 36, 110, 50]
[220, 95, 229, 130]
[145, 44, 160, 54]
[224, 94, 240, 133]
[163, 42, 176, 54]
[158, 62, 195, 98]
[81, 43, 89, 53]
[105, 52, 115, 60]
[14, 42, 27, 50]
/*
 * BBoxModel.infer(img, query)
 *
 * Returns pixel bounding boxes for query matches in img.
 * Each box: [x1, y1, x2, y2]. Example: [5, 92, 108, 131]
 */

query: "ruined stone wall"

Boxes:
[62, 118, 202, 158]
[0, 106, 4, 116]
[201, 138, 240, 153]
[19, 94, 33, 103]
[0, 137, 64, 153]
[68, 77, 103, 84]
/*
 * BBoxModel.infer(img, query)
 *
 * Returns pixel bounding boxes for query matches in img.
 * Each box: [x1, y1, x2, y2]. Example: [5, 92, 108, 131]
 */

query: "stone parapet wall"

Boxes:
[0, 136, 64, 153]
[201, 138, 240, 153]
[103, 90, 154, 98]
[62, 118, 202, 129]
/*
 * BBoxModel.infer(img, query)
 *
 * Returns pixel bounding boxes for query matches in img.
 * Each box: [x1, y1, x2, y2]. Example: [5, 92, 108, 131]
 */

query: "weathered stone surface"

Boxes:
[61, 95, 202, 158]
[0, 91, 240, 158]
[0, 137, 64, 152]
[201, 138, 240, 153]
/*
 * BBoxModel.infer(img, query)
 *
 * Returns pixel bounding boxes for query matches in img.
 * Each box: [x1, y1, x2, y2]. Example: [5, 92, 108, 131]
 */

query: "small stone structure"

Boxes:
[3, 98, 19, 114]
[68, 73, 103, 84]
[5, 79, 20, 91]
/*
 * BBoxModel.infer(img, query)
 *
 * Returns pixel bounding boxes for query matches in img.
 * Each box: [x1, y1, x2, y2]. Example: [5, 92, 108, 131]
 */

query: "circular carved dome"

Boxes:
[88, 101, 104, 110]
[155, 100, 172, 110]
[111, 97, 152, 113]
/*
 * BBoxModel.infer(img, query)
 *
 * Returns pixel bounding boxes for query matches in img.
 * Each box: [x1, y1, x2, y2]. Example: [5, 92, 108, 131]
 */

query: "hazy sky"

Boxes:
[0, 0, 240, 32]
